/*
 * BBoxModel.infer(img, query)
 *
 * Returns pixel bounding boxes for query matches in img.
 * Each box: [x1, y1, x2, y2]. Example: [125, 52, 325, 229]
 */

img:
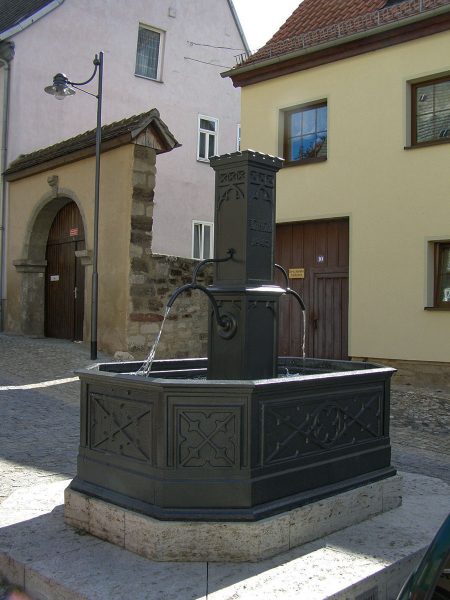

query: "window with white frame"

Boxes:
[236, 124, 241, 151]
[192, 221, 213, 260]
[197, 116, 218, 161]
[135, 24, 164, 80]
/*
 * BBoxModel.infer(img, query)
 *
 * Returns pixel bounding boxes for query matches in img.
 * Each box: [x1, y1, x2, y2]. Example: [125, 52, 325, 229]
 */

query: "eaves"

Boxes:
[0, 0, 65, 41]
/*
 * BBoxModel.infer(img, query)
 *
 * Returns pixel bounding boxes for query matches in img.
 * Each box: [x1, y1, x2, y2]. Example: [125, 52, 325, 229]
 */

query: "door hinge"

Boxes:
[74, 286, 78, 300]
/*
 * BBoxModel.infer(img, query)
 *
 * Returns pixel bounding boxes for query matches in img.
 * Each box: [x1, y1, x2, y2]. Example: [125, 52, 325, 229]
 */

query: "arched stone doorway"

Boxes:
[13, 190, 89, 339]
[45, 201, 85, 340]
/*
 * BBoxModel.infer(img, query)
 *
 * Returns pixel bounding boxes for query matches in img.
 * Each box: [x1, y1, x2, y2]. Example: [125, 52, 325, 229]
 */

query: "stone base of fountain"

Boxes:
[64, 473, 402, 562]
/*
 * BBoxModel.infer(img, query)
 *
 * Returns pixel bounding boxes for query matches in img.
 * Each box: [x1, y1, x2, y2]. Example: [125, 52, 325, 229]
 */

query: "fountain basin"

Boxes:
[71, 357, 396, 521]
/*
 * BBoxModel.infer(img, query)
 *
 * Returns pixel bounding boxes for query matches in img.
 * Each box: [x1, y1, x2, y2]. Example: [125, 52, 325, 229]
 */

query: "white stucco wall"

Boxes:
[3, 0, 244, 257]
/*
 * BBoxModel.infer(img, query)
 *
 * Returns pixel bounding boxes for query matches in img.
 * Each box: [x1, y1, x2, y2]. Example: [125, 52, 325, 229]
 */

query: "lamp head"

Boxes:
[44, 73, 76, 100]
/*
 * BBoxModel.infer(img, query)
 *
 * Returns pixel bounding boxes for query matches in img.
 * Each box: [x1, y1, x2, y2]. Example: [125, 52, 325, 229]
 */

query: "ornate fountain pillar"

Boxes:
[208, 151, 284, 380]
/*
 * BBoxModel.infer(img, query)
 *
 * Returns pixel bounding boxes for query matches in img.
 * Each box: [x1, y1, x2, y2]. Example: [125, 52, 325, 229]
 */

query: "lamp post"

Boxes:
[45, 52, 103, 360]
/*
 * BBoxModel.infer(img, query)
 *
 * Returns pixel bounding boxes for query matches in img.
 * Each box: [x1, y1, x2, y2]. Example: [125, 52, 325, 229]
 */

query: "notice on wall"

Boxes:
[50, 275, 59, 282]
[289, 268, 305, 279]
[69, 228, 79, 237]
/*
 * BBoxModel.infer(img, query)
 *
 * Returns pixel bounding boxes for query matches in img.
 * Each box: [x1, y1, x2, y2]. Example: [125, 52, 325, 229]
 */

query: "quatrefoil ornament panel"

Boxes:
[262, 391, 382, 465]
[176, 407, 240, 468]
[89, 394, 152, 462]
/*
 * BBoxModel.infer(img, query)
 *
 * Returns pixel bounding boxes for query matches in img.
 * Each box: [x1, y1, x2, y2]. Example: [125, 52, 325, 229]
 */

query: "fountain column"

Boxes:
[208, 151, 284, 380]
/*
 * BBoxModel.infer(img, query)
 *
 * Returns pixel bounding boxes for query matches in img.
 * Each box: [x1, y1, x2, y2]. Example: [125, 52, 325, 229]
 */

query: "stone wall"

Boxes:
[128, 254, 211, 359]
[127, 144, 211, 359]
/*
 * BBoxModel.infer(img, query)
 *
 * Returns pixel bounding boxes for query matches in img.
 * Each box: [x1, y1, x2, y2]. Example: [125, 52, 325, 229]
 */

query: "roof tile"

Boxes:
[0, 0, 54, 36]
[4, 109, 180, 177]
[244, 0, 450, 65]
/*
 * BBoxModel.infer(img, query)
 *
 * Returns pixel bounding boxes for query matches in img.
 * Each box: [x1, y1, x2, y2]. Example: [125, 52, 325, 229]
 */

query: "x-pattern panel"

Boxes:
[176, 406, 241, 468]
[262, 390, 382, 465]
[89, 393, 152, 462]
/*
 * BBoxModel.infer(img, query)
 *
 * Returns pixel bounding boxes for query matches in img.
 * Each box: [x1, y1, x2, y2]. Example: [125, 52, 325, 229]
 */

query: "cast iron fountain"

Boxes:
[69, 151, 396, 524]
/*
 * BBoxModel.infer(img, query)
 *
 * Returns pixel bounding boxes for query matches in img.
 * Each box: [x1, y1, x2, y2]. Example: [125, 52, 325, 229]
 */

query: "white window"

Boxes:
[236, 124, 241, 151]
[192, 221, 213, 260]
[135, 24, 164, 80]
[197, 115, 218, 161]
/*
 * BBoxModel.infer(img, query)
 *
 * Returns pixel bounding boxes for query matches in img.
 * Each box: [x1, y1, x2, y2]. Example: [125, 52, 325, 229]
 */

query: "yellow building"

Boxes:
[4, 110, 210, 358]
[225, 0, 450, 385]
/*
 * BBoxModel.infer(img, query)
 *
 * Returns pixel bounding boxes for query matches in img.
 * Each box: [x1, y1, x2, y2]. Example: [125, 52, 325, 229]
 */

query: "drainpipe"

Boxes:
[0, 42, 14, 330]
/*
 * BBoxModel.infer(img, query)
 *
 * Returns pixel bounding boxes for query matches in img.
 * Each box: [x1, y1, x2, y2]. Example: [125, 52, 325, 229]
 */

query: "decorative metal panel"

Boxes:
[89, 393, 152, 462]
[262, 390, 382, 465]
[175, 406, 241, 468]
[217, 170, 246, 209]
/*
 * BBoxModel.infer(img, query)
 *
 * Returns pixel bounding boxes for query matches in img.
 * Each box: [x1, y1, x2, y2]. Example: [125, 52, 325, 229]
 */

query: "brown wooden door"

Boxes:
[45, 202, 85, 340]
[276, 219, 349, 360]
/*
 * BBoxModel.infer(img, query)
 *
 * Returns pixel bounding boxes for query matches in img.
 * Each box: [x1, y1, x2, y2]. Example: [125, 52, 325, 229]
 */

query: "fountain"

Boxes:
[65, 151, 399, 561]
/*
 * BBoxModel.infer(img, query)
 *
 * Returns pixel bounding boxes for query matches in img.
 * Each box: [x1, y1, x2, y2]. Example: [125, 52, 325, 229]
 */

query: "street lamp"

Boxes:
[45, 52, 103, 360]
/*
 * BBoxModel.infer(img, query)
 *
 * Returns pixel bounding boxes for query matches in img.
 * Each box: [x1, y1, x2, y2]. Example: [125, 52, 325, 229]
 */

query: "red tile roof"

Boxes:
[243, 0, 450, 65]
[272, 0, 386, 40]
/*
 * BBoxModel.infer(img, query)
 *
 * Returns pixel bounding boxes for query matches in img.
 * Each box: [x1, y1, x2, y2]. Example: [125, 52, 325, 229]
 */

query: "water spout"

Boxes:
[275, 264, 307, 358]
[167, 282, 237, 339]
[192, 248, 235, 284]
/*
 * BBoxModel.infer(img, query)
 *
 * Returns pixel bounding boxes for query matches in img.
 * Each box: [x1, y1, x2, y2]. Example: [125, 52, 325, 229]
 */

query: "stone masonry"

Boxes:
[127, 144, 211, 358]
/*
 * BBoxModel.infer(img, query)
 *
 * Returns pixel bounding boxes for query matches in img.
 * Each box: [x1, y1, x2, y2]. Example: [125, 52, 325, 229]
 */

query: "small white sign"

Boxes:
[317, 255, 325, 263]
[50, 275, 59, 282]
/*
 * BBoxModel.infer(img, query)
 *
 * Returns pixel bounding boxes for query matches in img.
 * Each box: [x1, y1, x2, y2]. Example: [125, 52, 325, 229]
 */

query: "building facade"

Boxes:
[226, 0, 450, 384]
[0, 0, 248, 331]
[4, 111, 211, 356]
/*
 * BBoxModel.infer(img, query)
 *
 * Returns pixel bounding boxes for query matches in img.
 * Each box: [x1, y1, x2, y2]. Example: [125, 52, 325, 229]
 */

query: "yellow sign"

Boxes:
[289, 268, 305, 279]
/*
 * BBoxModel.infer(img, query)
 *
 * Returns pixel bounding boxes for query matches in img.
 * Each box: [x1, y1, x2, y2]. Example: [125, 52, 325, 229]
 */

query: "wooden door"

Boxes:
[275, 219, 349, 360]
[45, 202, 85, 340]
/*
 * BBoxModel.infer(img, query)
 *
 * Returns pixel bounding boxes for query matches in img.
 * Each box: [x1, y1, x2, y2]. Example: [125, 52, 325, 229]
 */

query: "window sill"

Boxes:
[284, 156, 327, 168]
[134, 73, 163, 84]
[405, 138, 450, 150]
[197, 158, 211, 164]
[424, 306, 450, 311]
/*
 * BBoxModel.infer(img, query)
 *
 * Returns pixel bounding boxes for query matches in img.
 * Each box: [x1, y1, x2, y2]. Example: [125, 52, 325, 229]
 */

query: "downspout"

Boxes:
[0, 42, 14, 330]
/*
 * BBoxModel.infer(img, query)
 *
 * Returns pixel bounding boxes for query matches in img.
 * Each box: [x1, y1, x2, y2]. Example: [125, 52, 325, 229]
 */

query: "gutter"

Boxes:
[222, 4, 450, 78]
[0, 0, 65, 41]
[0, 43, 14, 330]
[226, 0, 251, 57]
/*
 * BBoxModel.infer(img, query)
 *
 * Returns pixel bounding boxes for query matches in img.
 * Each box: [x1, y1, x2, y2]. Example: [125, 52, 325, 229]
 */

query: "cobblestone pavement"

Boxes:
[0, 333, 110, 503]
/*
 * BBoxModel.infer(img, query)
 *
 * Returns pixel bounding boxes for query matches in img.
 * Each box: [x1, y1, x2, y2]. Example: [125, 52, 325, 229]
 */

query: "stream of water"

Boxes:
[301, 309, 306, 360]
[134, 306, 171, 377]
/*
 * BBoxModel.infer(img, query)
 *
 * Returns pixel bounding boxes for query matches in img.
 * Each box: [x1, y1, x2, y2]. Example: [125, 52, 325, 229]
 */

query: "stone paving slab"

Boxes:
[0, 472, 449, 600]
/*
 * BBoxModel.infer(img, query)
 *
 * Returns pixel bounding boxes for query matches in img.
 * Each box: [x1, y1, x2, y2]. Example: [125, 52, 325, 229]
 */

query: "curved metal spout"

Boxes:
[193, 248, 235, 284]
[167, 283, 237, 339]
[285, 288, 306, 311]
[275, 264, 306, 310]
[274, 263, 289, 288]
